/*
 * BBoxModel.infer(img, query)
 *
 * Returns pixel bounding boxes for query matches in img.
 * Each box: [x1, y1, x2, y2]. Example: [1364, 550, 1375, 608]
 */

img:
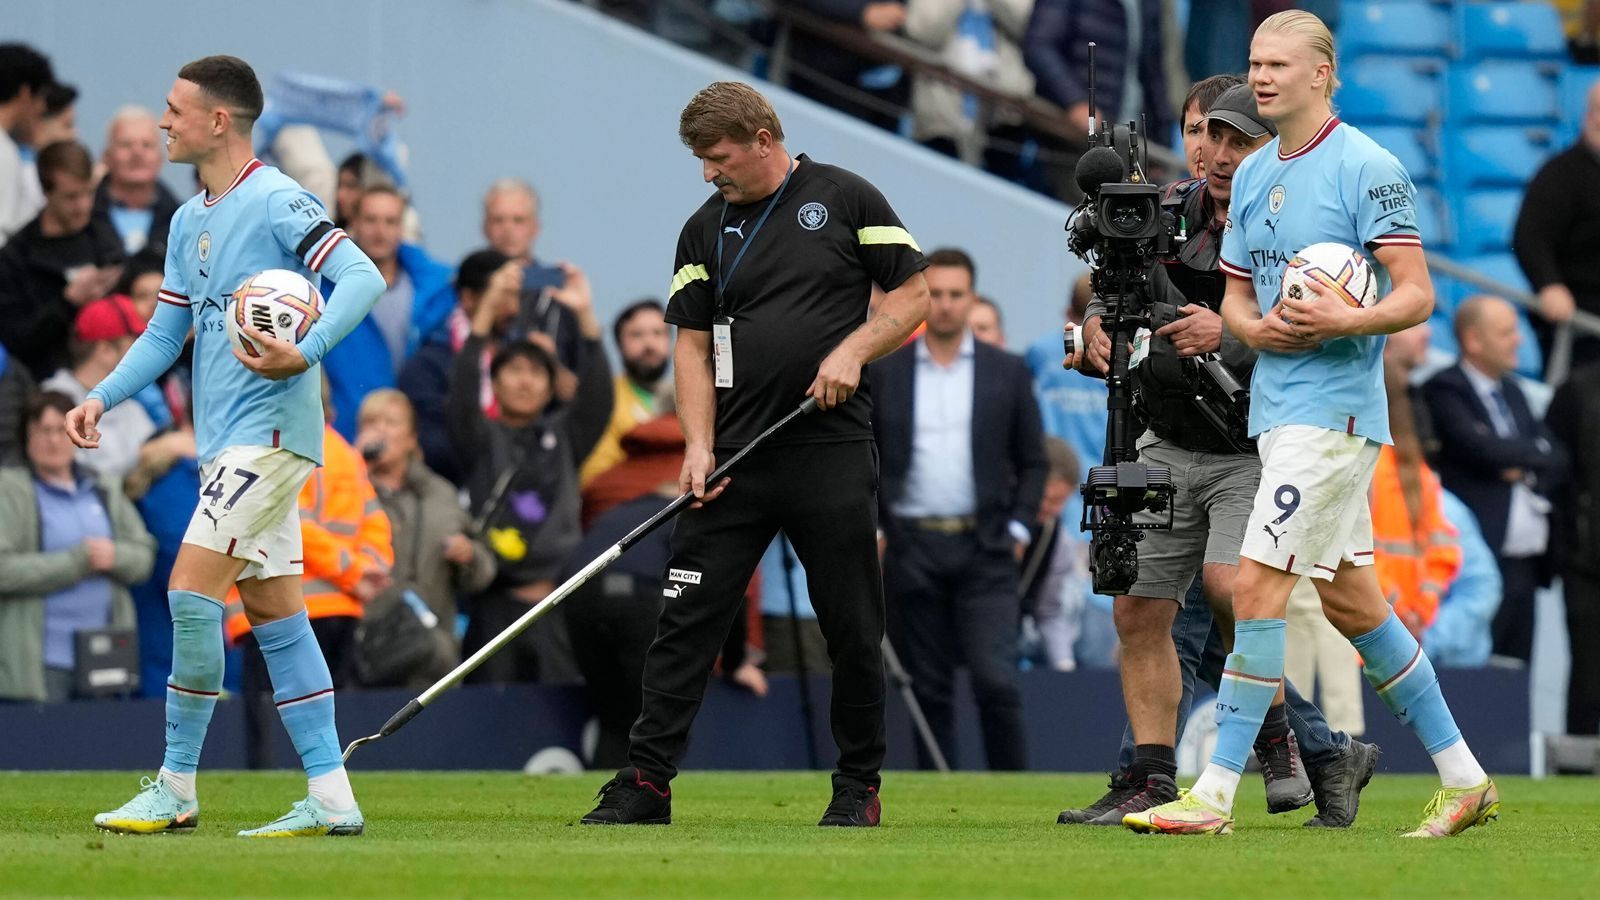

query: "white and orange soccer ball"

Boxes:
[226, 269, 324, 358]
[1280, 242, 1380, 309]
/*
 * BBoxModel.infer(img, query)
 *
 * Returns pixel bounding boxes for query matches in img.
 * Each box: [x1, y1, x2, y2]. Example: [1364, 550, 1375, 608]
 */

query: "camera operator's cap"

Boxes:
[74, 295, 145, 343]
[1200, 85, 1277, 139]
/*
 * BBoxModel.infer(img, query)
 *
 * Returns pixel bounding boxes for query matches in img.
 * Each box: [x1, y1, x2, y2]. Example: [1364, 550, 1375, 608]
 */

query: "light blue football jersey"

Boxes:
[155, 159, 350, 465]
[1218, 117, 1423, 446]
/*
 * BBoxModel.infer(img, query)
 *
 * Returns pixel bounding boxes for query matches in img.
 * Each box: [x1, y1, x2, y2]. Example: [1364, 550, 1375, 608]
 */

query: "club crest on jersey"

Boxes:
[1269, 185, 1286, 215]
[797, 202, 828, 231]
[197, 231, 211, 262]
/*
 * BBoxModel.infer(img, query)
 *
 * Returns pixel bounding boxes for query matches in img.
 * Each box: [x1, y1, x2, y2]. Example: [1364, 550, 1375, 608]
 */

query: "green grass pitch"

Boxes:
[2, 771, 1596, 897]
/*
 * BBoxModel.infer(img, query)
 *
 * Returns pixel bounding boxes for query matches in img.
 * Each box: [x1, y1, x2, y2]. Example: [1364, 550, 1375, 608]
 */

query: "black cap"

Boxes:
[1200, 84, 1276, 139]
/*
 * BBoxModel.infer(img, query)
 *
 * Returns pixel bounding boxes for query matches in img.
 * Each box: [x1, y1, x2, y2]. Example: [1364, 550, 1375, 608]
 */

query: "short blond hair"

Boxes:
[1257, 10, 1341, 99]
[678, 81, 784, 150]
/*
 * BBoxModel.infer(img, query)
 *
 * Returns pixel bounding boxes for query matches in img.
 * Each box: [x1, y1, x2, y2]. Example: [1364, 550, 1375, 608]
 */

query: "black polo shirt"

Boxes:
[666, 154, 926, 450]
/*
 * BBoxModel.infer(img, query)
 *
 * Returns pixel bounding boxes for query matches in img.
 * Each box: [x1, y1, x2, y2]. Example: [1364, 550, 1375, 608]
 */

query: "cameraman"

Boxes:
[1057, 84, 1376, 827]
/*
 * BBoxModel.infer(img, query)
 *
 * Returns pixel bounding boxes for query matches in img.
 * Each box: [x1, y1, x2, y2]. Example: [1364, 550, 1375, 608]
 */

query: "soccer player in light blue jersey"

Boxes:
[65, 56, 387, 838]
[1125, 12, 1498, 838]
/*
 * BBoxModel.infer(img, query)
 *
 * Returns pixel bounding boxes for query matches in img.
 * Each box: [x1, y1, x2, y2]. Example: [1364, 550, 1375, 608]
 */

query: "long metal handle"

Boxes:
[342, 397, 820, 762]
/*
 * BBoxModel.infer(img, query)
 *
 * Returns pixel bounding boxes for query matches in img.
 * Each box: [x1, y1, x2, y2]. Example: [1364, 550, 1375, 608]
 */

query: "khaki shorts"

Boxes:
[181, 445, 315, 581]
[1125, 434, 1261, 602]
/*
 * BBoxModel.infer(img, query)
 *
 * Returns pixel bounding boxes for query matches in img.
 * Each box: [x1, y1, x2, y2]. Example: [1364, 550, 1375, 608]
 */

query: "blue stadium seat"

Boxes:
[1451, 189, 1522, 254]
[1443, 125, 1557, 187]
[1558, 66, 1600, 145]
[1362, 125, 1435, 184]
[1455, 1, 1566, 60]
[1341, 58, 1444, 125]
[1447, 60, 1560, 124]
[1416, 185, 1453, 251]
[1339, 2, 1451, 59]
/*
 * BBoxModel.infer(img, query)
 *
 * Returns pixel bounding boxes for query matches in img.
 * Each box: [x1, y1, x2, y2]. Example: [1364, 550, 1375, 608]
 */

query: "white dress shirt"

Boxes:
[1459, 360, 1550, 558]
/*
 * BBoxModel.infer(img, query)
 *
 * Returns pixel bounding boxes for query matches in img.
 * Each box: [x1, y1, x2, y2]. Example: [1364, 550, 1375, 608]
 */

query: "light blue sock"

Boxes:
[1352, 611, 1461, 754]
[1210, 618, 1286, 774]
[254, 610, 342, 778]
[161, 590, 225, 774]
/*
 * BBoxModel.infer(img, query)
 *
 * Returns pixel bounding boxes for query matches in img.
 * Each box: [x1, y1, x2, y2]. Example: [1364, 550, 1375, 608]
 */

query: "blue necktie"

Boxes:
[1489, 387, 1517, 438]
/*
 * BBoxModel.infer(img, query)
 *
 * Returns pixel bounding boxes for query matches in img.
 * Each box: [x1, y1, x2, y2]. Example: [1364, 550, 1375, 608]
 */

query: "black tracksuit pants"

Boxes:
[627, 440, 887, 787]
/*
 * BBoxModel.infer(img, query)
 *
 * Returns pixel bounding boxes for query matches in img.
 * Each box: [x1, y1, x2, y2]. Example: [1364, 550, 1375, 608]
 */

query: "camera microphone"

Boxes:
[1074, 146, 1125, 199]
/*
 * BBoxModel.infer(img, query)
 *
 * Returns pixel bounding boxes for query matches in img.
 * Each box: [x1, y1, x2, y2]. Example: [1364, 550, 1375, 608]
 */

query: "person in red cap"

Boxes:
[41, 294, 155, 480]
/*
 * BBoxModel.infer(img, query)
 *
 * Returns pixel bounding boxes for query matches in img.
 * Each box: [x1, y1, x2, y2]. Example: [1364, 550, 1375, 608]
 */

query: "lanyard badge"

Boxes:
[710, 160, 797, 389]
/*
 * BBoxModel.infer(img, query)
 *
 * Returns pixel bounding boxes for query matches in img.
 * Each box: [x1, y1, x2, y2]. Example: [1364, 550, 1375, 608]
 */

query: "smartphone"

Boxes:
[522, 265, 566, 293]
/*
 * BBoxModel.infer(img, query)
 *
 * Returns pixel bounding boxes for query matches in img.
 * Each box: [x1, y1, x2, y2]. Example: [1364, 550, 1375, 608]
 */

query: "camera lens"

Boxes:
[1104, 197, 1153, 236]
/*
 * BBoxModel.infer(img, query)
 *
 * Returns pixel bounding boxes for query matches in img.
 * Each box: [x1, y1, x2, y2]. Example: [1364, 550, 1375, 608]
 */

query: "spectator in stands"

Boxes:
[116, 250, 164, 322]
[903, 0, 1037, 173]
[1027, 271, 1105, 483]
[233, 387, 393, 766]
[1023, 271, 1113, 665]
[1514, 79, 1600, 370]
[33, 82, 78, 148]
[1423, 296, 1568, 665]
[784, 0, 911, 132]
[1019, 435, 1084, 671]
[1426, 490, 1503, 669]
[90, 107, 180, 258]
[334, 152, 369, 228]
[0, 44, 55, 246]
[581, 402, 685, 530]
[123, 406, 202, 698]
[968, 295, 1005, 347]
[105, 251, 178, 433]
[322, 185, 457, 439]
[357, 389, 496, 684]
[875, 247, 1047, 770]
[11, 83, 79, 235]
[1546, 349, 1600, 733]
[1565, 0, 1600, 64]
[0, 140, 125, 381]
[41, 295, 157, 481]
[451, 256, 611, 684]
[398, 249, 516, 485]
[579, 299, 672, 487]
[481, 178, 586, 375]
[0, 390, 154, 702]
[1371, 322, 1461, 640]
[0, 344, 34, 465]
[1023, 0, 1171, 152]
[1292, 324, 1455, 731]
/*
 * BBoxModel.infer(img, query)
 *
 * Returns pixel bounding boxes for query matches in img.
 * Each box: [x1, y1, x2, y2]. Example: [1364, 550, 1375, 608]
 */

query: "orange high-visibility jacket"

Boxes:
[1370, 446, 1461, 629]
[225, 426, 394, 643]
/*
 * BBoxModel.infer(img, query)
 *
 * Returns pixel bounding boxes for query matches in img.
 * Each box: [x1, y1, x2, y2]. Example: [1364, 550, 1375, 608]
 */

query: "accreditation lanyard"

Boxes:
[713, 159, 796, 319]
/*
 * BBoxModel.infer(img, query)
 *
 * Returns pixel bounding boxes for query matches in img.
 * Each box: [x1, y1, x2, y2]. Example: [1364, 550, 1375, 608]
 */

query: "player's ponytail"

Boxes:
[1258, 10, 1341, 101]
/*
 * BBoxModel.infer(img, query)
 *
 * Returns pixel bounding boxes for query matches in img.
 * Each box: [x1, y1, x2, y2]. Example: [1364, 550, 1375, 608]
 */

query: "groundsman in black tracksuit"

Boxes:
[583, 82, 929, 827]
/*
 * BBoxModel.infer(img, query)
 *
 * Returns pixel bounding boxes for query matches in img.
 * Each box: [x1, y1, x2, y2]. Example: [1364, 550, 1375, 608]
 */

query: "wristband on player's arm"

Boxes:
[297, 238, 386, 367]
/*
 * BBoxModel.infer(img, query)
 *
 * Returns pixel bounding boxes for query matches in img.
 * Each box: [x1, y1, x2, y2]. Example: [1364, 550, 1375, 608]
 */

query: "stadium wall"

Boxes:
[1, 668, 1530, 774]
[6, 0, 1083, 345]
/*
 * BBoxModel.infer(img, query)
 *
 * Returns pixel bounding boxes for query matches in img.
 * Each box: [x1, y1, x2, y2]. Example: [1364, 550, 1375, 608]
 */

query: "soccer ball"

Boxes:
[1280, 242, 1379, 309]
[226, 269, 324, 358]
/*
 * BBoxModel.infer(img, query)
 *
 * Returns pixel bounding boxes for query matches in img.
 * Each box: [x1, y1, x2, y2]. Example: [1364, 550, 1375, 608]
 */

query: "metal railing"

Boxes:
[1427, 253, 1600, 386]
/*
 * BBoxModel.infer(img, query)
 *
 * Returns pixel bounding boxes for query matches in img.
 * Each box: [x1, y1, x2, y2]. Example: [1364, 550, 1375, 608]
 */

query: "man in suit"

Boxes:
[1423, 295, 1568, 664]
[874, 247, 1047, 771]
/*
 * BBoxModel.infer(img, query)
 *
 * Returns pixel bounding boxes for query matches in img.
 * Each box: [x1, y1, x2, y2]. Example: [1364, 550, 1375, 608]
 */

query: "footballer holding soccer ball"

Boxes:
[65, 56, 387, 838]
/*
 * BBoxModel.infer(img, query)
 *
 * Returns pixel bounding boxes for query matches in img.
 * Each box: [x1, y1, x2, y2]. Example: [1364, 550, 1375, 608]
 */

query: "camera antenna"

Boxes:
[1086, 42, 1098, 141]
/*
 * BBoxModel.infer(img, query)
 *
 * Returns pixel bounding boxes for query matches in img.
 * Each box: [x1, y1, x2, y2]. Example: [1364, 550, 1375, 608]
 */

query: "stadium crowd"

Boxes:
[1, 0, 1598, 774]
